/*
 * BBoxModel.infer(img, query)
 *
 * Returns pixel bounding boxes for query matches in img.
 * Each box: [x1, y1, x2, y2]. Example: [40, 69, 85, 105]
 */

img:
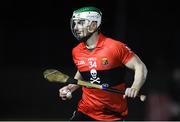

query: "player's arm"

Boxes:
[67, 70, 82, 92]
[124, 54, 148, 98]
[59, 70, 82, 100]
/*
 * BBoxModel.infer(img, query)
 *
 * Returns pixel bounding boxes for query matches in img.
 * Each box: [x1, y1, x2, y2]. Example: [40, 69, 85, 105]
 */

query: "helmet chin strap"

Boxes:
[78, 33, 92, 42]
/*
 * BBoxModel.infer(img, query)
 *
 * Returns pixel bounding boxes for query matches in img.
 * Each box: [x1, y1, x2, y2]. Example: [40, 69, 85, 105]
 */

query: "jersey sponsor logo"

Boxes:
[88, 57, 97, 68]
[77, 60, 85, 65]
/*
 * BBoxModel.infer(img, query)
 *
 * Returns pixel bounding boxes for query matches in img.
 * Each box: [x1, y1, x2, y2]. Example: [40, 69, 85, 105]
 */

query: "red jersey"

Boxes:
[72, 33, 134, 120]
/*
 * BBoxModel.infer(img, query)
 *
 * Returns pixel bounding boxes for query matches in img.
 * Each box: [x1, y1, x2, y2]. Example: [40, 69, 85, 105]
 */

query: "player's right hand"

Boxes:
[59, 84, 79, 100]
[59, 86, 71, 100]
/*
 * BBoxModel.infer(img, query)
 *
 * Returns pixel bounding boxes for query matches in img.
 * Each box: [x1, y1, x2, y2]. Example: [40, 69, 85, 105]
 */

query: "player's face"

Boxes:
[72, 19, 90, 39]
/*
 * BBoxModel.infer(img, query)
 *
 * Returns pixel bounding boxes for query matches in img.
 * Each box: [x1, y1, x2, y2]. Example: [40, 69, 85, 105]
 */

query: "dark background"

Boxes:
[1, 0, 180, 120]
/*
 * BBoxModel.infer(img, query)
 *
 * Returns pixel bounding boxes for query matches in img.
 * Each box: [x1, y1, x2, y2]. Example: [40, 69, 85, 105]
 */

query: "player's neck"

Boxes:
[85, 32, 99, 49]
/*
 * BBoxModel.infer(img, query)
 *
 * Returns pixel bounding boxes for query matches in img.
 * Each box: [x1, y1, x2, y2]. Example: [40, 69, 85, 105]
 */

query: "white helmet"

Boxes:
[70, 7, 102, 41]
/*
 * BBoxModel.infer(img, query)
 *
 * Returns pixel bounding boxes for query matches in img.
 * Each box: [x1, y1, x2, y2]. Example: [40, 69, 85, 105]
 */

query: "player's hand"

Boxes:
[123, 87, 139, 99]
[59, 84, 79, 100]
[59, 86, 72, 100]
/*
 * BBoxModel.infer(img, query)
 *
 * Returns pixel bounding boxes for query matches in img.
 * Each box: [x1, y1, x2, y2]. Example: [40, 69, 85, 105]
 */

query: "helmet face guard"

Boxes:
[70, 7, 102, 41]
[70, 18, 91, 41]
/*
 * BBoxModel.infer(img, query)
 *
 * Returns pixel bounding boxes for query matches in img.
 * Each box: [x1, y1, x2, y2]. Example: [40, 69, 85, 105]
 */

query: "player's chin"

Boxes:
[62, 97, 67, 100]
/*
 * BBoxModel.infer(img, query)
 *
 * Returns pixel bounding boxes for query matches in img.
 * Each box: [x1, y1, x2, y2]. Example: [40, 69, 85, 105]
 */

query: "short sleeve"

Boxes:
[116, 43, 134, 64]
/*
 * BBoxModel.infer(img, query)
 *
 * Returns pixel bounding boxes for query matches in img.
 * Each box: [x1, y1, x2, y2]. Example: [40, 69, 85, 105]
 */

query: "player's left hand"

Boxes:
[123, 87, 139, 99]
